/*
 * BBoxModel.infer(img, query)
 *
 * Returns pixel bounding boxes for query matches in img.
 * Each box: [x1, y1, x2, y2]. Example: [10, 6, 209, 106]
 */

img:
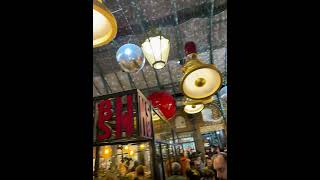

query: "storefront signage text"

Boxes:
[97, 95, 133, 141]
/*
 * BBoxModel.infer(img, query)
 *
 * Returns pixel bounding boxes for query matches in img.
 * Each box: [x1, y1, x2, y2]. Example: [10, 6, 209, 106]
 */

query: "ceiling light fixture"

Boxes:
[142, 35, 170, 70]
[93, 0, 117, 48]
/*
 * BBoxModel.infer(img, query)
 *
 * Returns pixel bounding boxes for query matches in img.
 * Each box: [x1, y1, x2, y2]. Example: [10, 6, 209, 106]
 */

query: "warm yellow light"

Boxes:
[184, 104, 204, 114]
[104, 149, 109, 154]
[93, 9, 110, 42]
[152, 111, 161, 121]
[129, 150, 134, 156]
[141, 36, 170, 69]
[124, 146, 129, 150]
[93, 0, 117, 48]
[140, 144, 145, 150]
[101, 146, 112, 158]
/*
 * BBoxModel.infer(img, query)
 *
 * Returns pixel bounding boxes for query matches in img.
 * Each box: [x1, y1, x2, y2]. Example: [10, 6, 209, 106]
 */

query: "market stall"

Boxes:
[93, 89, 156, 179]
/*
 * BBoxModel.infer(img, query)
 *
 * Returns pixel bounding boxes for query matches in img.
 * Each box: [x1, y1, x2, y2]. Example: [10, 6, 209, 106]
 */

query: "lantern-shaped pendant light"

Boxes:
[141, 35, 170, 70]
[180, 42, 222, 100]
[93, 0, 117, 48]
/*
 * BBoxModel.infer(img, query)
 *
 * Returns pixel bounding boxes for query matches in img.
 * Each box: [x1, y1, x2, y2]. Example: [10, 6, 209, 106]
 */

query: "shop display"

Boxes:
[94, 143, 152, 180]
[93, 90, 154, 179]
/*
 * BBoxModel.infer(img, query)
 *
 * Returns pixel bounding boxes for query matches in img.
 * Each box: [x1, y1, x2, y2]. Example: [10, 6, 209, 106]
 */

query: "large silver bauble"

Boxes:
[116, 43, 145, 73]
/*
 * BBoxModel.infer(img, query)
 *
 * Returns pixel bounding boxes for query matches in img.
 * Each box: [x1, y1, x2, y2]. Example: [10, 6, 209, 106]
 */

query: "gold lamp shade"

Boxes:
[180, 54, 222, 100]
[93, 0, 117, 48]
[184, 104, 204, 114]
[184, 96, 214, 105]
[183, 97, 212, 114]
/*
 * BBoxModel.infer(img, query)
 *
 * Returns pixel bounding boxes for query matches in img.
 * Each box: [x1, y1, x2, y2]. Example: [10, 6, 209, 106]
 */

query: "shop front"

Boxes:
[93, 89, 181, 180]
[93, 89, 156, 179]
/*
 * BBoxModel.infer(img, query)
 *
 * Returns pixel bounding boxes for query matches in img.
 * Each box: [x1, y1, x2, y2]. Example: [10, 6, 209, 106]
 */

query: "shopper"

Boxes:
[186, 160, 202, 180]
[213, 153, 227, 180]
[202, 167, 215, 180]
[93, 169, 119, 180]
[167, 162, 186, 180]
[134, 165, 147, 180]
[179, 153, 190, 177]
[127, 161, 140, 180]
[196, 156, 205, 170]
[201, 158, 215, 180]
[104, 171, 119, 180]
[119, 159, 127, 176]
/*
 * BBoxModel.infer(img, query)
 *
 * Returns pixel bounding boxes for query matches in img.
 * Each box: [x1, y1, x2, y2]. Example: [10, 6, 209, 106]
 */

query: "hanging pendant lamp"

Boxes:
[180, 42, 222, 100]
[141, 34, 170, 70]
[183, 96, 213, 114]
[184, 104, 204, 114]
[93, 0, 117, 48]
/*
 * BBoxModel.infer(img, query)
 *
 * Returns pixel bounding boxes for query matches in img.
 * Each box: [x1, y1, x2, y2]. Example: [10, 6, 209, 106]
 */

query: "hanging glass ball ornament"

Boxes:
[219, 86, 227, 103]
[116, 43, 145, 73]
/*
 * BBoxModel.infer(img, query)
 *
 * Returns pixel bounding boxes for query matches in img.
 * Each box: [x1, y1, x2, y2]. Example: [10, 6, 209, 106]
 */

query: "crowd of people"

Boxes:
[94, 147, 227, 180]
[167, 151, 227, 180]
[94, 157, 151, 180]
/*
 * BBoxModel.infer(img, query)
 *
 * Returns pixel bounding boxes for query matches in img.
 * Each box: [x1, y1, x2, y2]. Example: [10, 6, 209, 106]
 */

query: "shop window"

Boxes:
[93, 142, 153, 179]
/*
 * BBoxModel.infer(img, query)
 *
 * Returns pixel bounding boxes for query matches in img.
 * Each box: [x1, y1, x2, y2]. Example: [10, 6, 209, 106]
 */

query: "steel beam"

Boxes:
[93, 82, 102, 96]
[127, 73, 136, 89]
[170, 0, 184, 65]
[140, 69, 149, 88]
[114, 72, 125, 91]
[208, 0, 215, 64]
[93, 58, 112, 94]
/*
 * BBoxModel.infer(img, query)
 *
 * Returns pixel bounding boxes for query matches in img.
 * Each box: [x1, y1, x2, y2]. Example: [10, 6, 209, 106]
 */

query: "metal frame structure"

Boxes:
[93, 0, 227, 96]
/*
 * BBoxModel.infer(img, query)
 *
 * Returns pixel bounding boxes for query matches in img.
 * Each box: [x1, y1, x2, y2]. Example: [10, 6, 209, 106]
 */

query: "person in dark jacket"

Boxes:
[201, 158, 216, 180]
[186, 160, 202, 180]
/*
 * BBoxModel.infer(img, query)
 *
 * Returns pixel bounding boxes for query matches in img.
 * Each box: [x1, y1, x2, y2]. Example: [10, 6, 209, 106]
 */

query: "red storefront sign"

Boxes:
[138, 91, 152, 138]
[93, 90, 153, 143]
